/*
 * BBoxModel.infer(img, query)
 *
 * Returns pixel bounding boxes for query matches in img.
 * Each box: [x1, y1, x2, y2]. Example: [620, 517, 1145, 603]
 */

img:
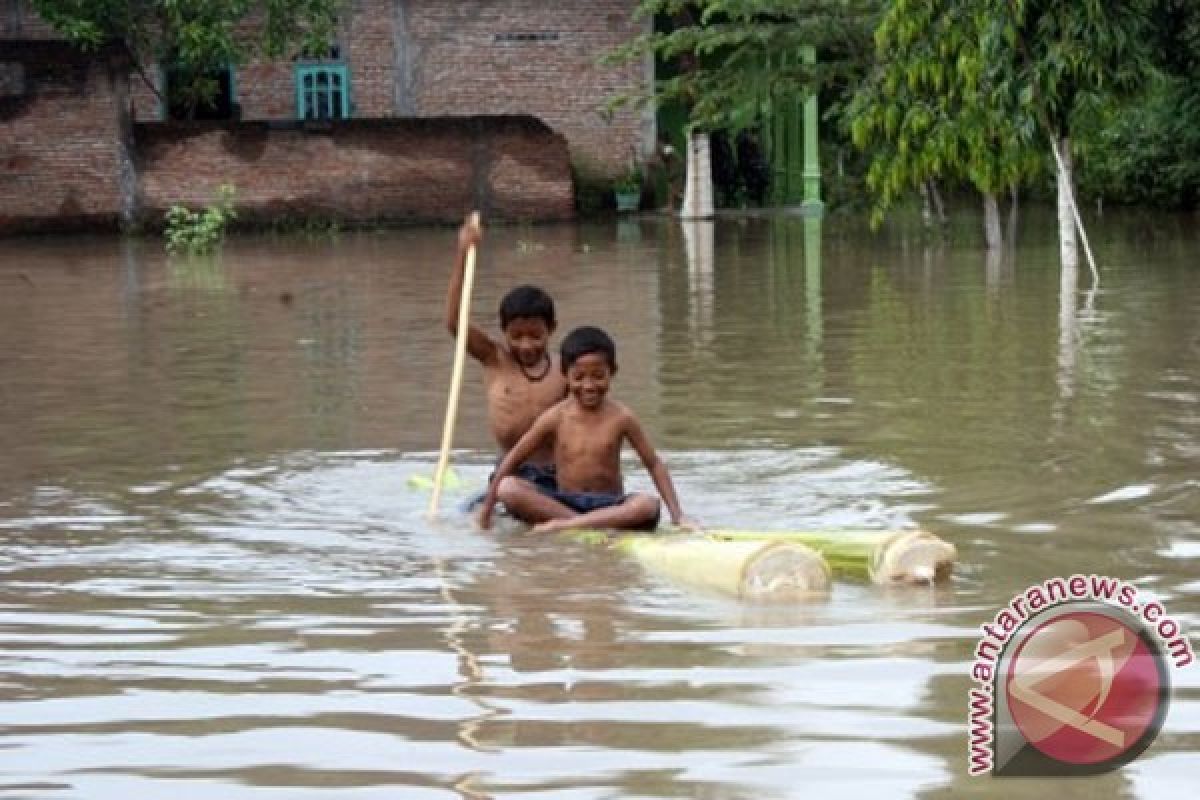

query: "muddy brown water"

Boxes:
[1, 214, 1197, 798]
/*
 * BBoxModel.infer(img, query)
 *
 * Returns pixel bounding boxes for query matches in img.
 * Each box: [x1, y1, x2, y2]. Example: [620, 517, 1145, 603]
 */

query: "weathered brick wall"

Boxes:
[233, 62, 293, 119]
[232, 5, 397, 121]
[1, 0, 648, 232]
[0, 42, 123, 233]
[402, 0, 650, 173]
[2, 2, 164, 118]
[226, 1, 651, 173]
[5, 1, 651, 172]
[346, 0, 396, 118]
[135, 116, 573, 226]
[1, 0, 61, 40]
[129, 69, 164, 121]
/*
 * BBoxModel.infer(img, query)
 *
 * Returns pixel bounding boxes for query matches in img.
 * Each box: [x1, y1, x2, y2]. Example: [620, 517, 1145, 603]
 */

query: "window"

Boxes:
[164, 64, 236, 120]
[295, 64, 350, 121]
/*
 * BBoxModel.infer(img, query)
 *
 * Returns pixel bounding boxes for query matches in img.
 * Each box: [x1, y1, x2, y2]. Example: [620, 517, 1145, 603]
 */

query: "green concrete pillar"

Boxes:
[801, 46, 823, 215]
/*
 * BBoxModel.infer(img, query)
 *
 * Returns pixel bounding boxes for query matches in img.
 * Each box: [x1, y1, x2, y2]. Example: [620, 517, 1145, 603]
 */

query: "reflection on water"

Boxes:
[0, 214, 1197, 798]
[682, 219, 715, 348]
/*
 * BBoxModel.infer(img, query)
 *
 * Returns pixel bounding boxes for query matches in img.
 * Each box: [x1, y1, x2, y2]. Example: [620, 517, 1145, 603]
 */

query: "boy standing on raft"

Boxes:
[446, 215, 566, 493]
[480, 326, 698, 534]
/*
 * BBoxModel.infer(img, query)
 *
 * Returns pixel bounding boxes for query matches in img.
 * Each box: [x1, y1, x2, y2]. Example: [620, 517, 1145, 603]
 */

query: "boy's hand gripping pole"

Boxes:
[428, 212, 481, 517]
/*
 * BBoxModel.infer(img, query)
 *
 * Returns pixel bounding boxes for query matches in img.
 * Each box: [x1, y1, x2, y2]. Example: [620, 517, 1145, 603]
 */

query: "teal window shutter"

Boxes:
[295, 64, 351, 120]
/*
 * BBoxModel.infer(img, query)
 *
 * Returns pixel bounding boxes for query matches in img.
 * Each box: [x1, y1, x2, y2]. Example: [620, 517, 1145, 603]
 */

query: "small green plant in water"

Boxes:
[165, 184, 237, 254]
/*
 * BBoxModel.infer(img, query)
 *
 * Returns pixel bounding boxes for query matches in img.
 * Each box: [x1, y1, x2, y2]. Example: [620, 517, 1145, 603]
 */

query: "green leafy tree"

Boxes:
[848, 0, 1041, 249]
[980, 0, 1154, 267]
[32, 1, 342, 101]
[1076, 0, 1200, 209]
[980, 0, 1151, 139]
[614, 1, 878, 131]
[612, 1, 878, 214]
[848, 0, 1153, 264]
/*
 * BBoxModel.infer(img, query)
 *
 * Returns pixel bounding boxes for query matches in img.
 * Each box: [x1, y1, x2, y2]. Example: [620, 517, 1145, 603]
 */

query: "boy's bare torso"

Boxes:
[485, 353, 566, 463]
[547, 398, 630, 494]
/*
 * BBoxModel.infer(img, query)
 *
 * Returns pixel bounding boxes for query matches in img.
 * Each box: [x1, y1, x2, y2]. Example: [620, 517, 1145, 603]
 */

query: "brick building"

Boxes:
[1, 0, 654, 232]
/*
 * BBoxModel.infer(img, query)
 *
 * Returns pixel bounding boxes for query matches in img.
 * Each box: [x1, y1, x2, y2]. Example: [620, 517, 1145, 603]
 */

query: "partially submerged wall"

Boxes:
[134, 115, 574, 227]
[192, 0, 650, 173]
[1, 90, 574, 234]
[0, 42, 124, 233]
[3, 0, 646, 233]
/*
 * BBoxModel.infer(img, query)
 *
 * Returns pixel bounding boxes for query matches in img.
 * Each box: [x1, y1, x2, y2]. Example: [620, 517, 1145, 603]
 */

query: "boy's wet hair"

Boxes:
[561, 326, 617, 372]
[499, 285, 555, 329]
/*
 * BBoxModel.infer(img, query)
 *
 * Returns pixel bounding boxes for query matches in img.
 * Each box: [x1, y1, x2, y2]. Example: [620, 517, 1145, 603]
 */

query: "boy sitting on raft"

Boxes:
[479, 326, 698, 534]
[446, 215, 566, 493]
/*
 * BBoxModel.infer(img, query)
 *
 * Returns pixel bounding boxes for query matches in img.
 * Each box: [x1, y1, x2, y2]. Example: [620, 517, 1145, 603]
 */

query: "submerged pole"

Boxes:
[801, 45, 823, 215]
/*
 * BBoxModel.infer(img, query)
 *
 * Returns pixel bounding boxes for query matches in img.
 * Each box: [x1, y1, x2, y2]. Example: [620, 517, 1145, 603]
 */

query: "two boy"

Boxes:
[446, 215, 695, 533]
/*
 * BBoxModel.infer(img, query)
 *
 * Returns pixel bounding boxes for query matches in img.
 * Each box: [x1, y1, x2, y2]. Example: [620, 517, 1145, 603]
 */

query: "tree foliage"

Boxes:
[1076, 0, 1200, 209]
[1077, 79, 1200, 209]
[847, 0, 1040, 223]
[847, 0, 1158, 221]
[979, 0, 1153, 137]
[613, 1, 879, 132]
[32, 1, 342, 96]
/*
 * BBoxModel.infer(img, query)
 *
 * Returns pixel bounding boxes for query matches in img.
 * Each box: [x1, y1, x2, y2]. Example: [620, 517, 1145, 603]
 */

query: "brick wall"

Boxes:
[129, 68, 163, 122]
[227, 1, 401, 122]
[5, 1, 651, 173]
[204, 1, 651, 174]
[346, 0, 396, 118]
[1, 0, 650, 232]
[0, 42, 123, 233]
[2, 0, 60, 40]
[135, 116, 573, 226]
[399, 0, 650, 174]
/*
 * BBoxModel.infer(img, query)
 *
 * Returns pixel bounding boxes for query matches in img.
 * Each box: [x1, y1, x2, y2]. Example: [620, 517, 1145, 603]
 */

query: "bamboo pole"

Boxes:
[428, 212, 480, 516]
[1050, 138, 1099, 285]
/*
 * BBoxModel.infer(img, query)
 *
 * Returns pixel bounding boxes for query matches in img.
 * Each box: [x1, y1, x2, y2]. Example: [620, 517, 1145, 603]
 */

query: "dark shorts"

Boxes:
[511, 463, 558, 492]
[472, 464, 660, 531]
[547, 489, 661, 531]
[462, 462, 557, 512]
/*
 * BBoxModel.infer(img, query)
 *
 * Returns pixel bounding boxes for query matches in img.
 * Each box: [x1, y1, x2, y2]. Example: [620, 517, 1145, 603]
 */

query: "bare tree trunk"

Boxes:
[1006, 184, 1019, 247]
[1057, 260, 1079, 404]
[919, 182, 934, 229]
[985, 244, 1003, 285]
[681, 130, 714, 220]
[928, 179, 947, 225]
[1054, 136, 1078, 270]
[982, 191, 1003, 252]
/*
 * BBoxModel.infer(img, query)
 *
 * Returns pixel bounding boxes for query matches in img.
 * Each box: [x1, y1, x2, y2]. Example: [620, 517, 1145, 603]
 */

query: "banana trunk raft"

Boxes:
[707, 529, 957, 584]
[569, 528, 956, 603]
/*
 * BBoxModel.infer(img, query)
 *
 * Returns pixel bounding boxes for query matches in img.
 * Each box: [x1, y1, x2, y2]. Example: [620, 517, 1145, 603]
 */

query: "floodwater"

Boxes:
[0, 212, 1197, 798]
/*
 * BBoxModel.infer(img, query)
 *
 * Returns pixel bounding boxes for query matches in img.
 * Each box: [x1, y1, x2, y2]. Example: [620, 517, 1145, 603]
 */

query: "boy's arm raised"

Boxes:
[624, 413, 700, 530]
[445, 214, 498, 365]
[479, 405, 559, 529]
